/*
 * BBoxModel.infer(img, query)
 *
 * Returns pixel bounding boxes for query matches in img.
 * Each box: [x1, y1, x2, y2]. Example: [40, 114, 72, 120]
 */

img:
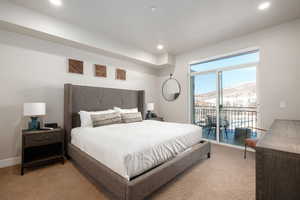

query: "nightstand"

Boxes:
[148, 117, 164, 121]
[21, 128, 65, 175]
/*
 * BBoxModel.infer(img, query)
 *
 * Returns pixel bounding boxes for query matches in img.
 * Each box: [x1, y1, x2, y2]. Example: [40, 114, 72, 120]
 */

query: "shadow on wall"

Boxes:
[13, 118, 23, 159]
[0, 105, 23, 159]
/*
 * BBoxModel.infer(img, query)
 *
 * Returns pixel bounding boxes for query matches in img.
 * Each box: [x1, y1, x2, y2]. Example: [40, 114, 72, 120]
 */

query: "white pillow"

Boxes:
[79, 110, 115, 127]
[114, 107, 138, 114]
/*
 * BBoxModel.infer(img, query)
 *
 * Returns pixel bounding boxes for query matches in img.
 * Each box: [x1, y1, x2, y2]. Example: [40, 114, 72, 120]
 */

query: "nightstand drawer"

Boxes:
[24, 132, 62, 147]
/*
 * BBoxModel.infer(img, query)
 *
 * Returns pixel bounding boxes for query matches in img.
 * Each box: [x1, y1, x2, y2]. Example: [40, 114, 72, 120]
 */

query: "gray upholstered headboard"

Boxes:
[64, 84, 145, 143]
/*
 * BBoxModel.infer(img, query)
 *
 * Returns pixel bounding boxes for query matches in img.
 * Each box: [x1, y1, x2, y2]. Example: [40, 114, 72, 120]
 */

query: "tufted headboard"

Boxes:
[64, 84, 145, 143]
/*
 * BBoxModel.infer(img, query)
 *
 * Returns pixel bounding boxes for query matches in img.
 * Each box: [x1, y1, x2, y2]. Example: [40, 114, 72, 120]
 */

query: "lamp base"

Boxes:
[146, 111, 152, 120]
[28, 117, 40, 130]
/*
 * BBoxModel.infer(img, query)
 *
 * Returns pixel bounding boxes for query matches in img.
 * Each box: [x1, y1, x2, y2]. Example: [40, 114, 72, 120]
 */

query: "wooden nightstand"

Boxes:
[148, 117, 164, 121]
[21, 128, 65, 175]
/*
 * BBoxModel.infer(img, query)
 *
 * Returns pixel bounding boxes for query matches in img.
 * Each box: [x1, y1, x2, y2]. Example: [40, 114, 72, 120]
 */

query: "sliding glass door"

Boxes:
[192, 72, 217, 141]
[219, 67, 257, 146]
[190, 50, 259, 147]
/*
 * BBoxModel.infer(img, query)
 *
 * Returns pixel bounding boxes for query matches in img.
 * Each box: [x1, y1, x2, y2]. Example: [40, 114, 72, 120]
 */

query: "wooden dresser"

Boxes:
[256, 119, 300, 200]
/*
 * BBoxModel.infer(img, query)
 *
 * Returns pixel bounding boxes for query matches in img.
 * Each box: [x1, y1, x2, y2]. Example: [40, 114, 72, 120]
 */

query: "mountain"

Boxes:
[194, 82, 256, 107]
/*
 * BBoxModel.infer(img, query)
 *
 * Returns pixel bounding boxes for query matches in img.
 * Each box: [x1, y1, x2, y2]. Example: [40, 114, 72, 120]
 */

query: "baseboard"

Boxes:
[0, 157, 21, 168]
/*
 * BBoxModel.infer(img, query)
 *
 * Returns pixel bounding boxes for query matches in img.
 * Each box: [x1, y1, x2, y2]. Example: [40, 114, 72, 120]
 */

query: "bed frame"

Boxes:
[64, 84, 211, 200]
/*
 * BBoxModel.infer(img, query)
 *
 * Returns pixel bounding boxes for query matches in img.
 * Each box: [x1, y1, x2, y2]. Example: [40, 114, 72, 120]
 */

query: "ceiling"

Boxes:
[9, 0, 300, 55]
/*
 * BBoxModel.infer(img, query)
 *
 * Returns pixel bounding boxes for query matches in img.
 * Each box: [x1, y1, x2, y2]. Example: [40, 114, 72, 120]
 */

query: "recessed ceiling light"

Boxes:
[157, 44, 164, 50]
[49, 0, 62, 7]
[258, 2, 271, 10]
[151, 6, 157, 12]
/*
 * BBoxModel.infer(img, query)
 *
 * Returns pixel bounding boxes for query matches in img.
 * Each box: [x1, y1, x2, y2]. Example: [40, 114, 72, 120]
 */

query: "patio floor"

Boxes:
[201, 127, 257, 147]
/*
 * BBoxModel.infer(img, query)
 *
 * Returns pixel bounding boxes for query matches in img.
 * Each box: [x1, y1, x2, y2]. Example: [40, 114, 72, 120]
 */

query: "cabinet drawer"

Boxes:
[24, 132, 62, 147]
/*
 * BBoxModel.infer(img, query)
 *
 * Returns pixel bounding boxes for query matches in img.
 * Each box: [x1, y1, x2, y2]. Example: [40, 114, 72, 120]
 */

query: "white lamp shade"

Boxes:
[147, 103, 155, 111]
[23, 103, 46, 116]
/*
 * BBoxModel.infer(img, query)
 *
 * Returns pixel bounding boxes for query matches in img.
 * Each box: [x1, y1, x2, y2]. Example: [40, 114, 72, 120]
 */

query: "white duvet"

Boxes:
[71, 120, 202, 180]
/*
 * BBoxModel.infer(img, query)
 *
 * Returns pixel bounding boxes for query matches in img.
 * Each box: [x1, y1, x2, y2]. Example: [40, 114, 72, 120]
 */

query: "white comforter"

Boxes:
[71, 120, 202, 180]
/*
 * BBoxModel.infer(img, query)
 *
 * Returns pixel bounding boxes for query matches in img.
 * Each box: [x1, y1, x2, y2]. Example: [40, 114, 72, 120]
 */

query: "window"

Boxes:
[190, 49, 260, 147]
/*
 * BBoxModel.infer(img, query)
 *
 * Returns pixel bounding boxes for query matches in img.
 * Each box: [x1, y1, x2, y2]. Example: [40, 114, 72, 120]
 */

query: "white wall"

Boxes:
[158, 19, 300, 129]
[0, 29, 159, 161]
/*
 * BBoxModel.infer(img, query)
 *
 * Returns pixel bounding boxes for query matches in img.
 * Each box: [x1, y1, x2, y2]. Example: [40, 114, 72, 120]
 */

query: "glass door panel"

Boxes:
[191, 72, 217, 141]
[219, 67, 257, 146]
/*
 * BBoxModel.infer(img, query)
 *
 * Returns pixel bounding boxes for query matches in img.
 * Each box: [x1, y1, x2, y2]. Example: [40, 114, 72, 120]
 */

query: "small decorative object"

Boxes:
[69, 59, 83, 74]
[146, 103, 157, 119]
[95, 64, 107, 78]
[116, 68, 126, 80]
[162, 74, 181, 102]
[44, 123, 58, 129]
[23, 103, 46, 130]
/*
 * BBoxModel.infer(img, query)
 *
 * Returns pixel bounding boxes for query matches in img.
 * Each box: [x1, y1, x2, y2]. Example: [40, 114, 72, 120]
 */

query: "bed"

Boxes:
[64, 84, 211, 200]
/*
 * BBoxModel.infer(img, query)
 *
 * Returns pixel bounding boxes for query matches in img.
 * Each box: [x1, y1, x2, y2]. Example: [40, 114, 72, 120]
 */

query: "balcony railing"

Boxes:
[194, 106, 257, 130]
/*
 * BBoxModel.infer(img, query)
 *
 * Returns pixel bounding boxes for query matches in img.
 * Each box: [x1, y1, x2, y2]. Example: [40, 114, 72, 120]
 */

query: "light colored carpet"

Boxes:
[0, 144, 255, 200]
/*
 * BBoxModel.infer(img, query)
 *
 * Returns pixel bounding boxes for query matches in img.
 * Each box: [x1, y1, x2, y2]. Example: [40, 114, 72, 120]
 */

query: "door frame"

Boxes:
[188, 48, 260, 147]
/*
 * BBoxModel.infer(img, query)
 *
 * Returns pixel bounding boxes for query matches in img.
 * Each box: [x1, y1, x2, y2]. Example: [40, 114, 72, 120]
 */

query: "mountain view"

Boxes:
[194, 82, 257, 107]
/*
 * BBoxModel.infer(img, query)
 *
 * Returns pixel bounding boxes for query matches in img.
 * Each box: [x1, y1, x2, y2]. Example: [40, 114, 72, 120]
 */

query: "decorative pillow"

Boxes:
[91, 112, 122, 127]
[79, 110, 115, 127]
[121, 112, 143, 123]
[114, 107, 138, 114]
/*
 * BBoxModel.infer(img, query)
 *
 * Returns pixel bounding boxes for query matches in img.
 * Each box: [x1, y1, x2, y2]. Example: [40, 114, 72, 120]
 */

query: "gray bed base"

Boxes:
[68, 142, 211, 200]
[64, 84, 211, 200]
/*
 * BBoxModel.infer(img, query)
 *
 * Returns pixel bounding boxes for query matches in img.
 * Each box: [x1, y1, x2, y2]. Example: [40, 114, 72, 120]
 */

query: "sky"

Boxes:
[191, 51, 259, 94]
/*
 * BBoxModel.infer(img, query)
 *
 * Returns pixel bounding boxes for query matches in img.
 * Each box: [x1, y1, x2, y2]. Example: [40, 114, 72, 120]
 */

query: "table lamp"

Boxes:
[23, 103, 46, 130]
[146, 103, 155, 119]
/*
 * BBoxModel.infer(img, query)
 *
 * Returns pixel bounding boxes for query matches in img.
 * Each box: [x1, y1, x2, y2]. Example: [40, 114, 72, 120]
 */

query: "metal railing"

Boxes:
[194, 106, 257, 130]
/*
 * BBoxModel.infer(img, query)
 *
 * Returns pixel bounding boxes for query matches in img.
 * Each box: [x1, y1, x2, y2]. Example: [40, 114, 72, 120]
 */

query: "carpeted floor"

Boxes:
[0, 144, 255, 200]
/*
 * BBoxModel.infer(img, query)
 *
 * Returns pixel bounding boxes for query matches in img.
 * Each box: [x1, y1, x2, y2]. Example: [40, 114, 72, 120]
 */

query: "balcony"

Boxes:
[194, 106, 258, 146]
